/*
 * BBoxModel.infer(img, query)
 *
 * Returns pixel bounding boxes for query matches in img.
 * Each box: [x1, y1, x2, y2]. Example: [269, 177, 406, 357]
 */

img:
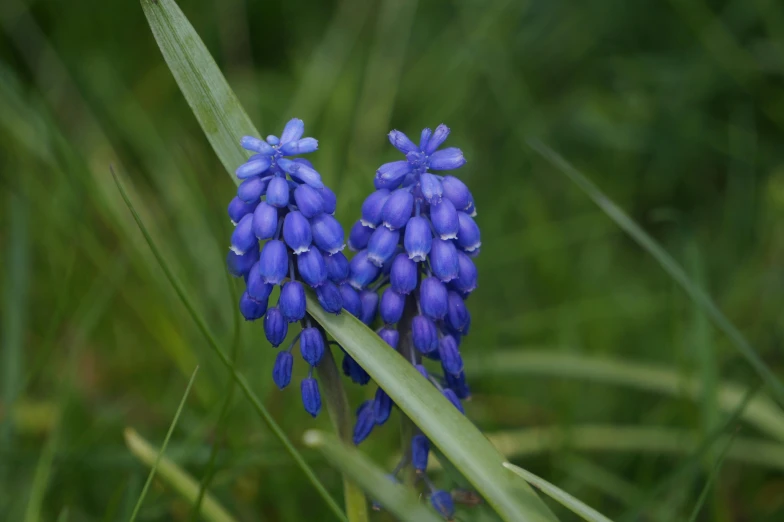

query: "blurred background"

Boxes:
[2, 0, 784, 520]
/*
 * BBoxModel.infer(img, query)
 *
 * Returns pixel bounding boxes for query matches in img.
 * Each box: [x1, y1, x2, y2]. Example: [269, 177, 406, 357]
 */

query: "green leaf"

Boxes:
[465, 350, 784, 443]
[303, 430, 442, 522]
[129, 365, 199, 522]
[527, 139, 784, 407]
[141, 0, 257, 184]
[503, 463, 614, 522]
[305, 292, 559, 522]
[125, 427, 239, 522]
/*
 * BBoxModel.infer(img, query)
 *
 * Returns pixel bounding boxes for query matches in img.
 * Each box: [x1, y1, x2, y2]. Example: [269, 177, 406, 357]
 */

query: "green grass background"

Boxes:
[2, 0, 784, 520]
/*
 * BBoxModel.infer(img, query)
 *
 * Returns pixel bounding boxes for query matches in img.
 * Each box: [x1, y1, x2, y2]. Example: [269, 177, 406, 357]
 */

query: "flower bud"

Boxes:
[390, 254, 417, 294]
[429, 147, 466, 171]
[442, 388, 464, 414]
[420, 276, 448, 320]
[266, 176, 290, 208]
[378, 326, 400, 349]
[379, 288, 405, 324]
[226, 248, 259, 277]
[236, 157, 271, 179]
[381, 189, 414, 230]
[441, 175, 473, 212]
[321, 186, 337, 214]
[272, 351, 293, 389]
[228, 196, 257, 225]
[439, 335, 463, 376]
[282, 210, 312, 255]
[246, 263, 273, 302]
[263, 307, 288, 346]
[258, 240, 288, 284]
[230, 214, 257, 255]
[419, 173, 443, 205]
[446, 291, 470, 334]
[375, 160, 411, 188]
[359, 289, 379, 325]
[456, 212, 481, 252]
[367, 227, 400, 267]
[300, 327, 325, 366]
[411, 434, 430, 472]
[241, 136, 274, 155]
[424, 124, 450, 154]
[301, 377, 321, 417]
[316, 281, 343, 314]
[252, 201, 278, 240]
[293, 183, 325, 218]
[445, 371, 471, 400]
[348, 221, 373, 251]
[360, 189, 390, 228]
[452, 251, 478, 294]
[279, 281, 306, 322]
[429, 238, 459, 282]
[353, 400, 375, 444]
[280, 137, 318, 155]
[430, 490, 455, 519]
[324, 251, 349, 284]
[404, 216, 432, 262]
[412, 315, 438, 354]
[343, 354, 370, 385]
[237, 176, 267, 203]
[239, 291, 267, 321]
[310, 213, 345, 254]
[297, 247, 328, 288]
[430, 199, 459, 240]
[373, 388, 393, 425]
[280, 118, 305, 143]
[329, 284, 357, 318]
[349, 250, 380, 289]
[388, 129, 418, 153]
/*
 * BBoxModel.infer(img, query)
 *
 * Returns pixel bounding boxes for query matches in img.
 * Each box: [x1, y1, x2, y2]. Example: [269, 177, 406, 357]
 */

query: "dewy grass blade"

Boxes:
[128, 365, 199, 522]
[112, 169, 347, 522]
[303, 430, 443, 522]
[140, 0, 258, 184]
[465, 350, 784, 443]
[140, 1, 366, 516]
[125, 427, 239, 522]
[528, 139, 784, 407]
[305, 291, 559, 522]
[502, 463, 614, 522]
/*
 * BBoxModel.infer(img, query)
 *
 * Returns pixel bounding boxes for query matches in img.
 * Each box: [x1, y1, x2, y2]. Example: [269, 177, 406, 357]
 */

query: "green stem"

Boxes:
[318, 335, 369, 522]
[396, 291, 421, 488]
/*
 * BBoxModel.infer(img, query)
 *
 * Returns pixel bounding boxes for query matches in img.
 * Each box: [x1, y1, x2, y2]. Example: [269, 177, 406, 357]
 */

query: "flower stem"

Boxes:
[318, 338, 369, 522]
[396, 291, 421, 487]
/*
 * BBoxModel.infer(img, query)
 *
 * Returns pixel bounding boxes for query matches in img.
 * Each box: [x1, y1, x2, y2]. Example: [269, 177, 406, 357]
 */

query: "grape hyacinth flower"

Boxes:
[346, 124, 479, 518]
[227, 118, 352, 418]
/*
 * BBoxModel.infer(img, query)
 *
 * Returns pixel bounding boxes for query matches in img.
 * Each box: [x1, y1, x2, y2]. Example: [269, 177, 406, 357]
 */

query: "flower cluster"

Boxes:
[226, 118, 356, 418]
[346, 124, 479, 519]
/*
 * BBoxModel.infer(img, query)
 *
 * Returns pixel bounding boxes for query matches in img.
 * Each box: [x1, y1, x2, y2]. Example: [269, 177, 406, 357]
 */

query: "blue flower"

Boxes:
[345, 124, 480, 516]
[226, 119, 356, 418]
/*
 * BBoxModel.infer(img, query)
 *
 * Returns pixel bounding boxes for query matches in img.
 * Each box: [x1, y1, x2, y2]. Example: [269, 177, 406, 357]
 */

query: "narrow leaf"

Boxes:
[125, 427, 239, 522]
[503, 463, 614, 522]
[305, 291, 559, 522]
[129, 365, 199, 522]
[528, 139, 784, 407]
[303, 430, 442, 522]
[141, 0, 258, 183]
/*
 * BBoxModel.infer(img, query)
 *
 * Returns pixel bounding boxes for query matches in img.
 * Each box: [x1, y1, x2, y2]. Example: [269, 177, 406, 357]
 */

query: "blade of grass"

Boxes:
[465, 350, 784, 443]
[128, 365, 199, 522]
[140, 0, 257, 183]
[527, 139, 784, 407]
[685, 430, 736, 522]
[503, 462, 614, 522]
[305, 291, 559, 522]
[111, 169, 347, 522]
[303, 430, 442, 522]
[478, 425, 784, 471]
[125, 427, 238, 522]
